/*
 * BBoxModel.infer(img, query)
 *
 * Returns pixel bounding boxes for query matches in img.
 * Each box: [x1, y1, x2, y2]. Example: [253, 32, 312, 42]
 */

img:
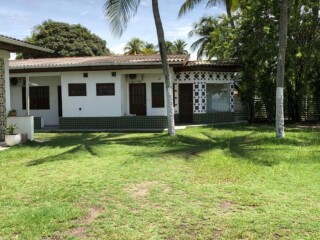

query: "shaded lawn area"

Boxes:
[1, 124, 320, 239]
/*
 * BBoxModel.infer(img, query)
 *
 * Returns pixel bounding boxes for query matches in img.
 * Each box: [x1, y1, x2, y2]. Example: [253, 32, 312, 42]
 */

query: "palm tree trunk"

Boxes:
[275, 0, 288, 138]
[225, 0, 235, 29]
[151, 0, 176, 136]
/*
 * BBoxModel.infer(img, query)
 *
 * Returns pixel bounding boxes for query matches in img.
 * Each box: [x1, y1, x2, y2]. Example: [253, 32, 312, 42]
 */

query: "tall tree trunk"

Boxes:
[225, 0, 235, 29]
[276, 0, 288, 138]
[152, 0, 176, 136]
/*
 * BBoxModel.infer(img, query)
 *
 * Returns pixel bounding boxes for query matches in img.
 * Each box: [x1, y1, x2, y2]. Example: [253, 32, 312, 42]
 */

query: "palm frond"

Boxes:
[104, 0, 141, 36]
[190, 38, 206, 51]
[178, 0, 203, 17]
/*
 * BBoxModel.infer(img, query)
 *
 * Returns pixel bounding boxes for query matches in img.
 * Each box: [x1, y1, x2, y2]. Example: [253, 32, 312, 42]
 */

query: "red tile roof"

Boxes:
[9, 54, 190, 69]
[186, 60, 242, 67]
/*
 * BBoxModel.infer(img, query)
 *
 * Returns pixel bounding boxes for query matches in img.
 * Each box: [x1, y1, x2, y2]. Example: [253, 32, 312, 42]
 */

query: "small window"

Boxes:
[96, 83, 115, 96]
[152, 82, 164, 108]
[68, 84, 87, 96]
[22, 86, 50, 110]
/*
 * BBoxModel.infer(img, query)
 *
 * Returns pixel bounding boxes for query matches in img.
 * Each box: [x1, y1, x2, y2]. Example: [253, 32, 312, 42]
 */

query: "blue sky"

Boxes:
[0, 0, 225, 59]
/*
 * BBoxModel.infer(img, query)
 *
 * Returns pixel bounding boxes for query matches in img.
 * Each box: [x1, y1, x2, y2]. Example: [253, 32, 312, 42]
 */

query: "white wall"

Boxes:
[61, 70, 171, 117]
[7, 116, 34, 141]
[118, 68, 174, 116]
[9, 68, 176, 121]
[120, 75, 128, 115]
[61, 71, 122, 117]
[10, 76, 61, 125]
[144, 73, 167, 116]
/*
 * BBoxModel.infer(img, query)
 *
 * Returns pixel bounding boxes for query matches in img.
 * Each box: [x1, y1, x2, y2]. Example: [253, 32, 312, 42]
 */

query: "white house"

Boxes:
[9, 54, 241, 130]
[0, 35, 52, 141]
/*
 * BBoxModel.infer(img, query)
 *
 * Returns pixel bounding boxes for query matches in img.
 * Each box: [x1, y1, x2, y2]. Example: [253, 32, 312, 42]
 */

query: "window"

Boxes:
[206, 84, 230, 113]
[152, 83, 164, 108]
[96, 83, 115, 96]
[68, 83, 86, 96]
[22, 86, 50, 110]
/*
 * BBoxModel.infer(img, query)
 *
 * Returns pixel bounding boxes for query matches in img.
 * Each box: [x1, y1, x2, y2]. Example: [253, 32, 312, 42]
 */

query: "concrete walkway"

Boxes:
[0, 142, 9, 151]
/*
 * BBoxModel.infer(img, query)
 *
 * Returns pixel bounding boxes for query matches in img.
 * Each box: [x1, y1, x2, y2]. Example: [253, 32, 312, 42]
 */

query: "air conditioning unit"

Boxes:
[126, 74, 144, 82]
[10, 77, 26, 87]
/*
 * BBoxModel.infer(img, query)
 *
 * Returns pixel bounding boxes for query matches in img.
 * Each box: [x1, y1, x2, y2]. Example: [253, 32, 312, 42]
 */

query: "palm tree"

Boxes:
[142, 42, 158, 54]
[172, 39, 189, 54]
[165, 41, 174, 54]
[179, 0, 238, 29]
[104, 0, 176, 136]
[275, 0, 288, 138]
[124, 38, 144, 55]
[188, 16, 218, 59]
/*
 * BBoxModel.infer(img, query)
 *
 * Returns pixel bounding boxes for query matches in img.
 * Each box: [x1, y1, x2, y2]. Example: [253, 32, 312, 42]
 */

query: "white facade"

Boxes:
[61, 71, 122, 117]
[10, 75, 60, 125]
[9, 66, 238, 128]
[10, 68, 173, 126]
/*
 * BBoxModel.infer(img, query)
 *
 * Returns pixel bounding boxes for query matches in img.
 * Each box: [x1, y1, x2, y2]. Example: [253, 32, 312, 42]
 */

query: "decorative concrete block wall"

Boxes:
[0, 58, 6, 141]
[174, 71, 236, 114]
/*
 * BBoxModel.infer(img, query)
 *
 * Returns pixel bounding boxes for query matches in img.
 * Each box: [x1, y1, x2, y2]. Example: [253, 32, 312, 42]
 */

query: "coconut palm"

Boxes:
[179, 0, 238, 29]
[124, 38, 144, 55]
[188, 16, 218, 59]
[165, 41, 174, 54]
[142, 42, 158, 54]
[172, 39, 189, 54]
[104, 0, 176, 136]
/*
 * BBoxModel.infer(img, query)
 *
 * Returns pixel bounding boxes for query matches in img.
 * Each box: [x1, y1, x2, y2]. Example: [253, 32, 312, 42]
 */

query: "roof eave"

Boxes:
[0, 36, 53, 54]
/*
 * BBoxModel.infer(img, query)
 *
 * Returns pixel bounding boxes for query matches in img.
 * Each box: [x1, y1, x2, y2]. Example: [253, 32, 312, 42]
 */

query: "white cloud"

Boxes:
[166, 25, 191, 39]
[112, 42, 126, 54]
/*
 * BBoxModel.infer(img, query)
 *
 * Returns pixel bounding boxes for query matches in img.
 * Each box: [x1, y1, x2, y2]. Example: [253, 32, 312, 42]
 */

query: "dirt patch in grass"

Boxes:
[125, 181, 158, 198]
[219, 201, 233, 211]
[82, 206, 103, 224]
[212, 229, 224, 239]
[65, 206, 103, 239]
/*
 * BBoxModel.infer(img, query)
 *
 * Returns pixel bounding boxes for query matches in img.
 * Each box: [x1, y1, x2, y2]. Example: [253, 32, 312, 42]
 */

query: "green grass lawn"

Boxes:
[1, 124, 320, 240]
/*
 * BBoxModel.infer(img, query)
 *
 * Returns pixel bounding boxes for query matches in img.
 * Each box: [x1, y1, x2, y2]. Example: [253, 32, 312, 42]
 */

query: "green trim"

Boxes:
[59, 116, 168, 129]
[59, 113, 234, 130]
[175, 112, 234, 124]
[34, 117, 42, 129]
[193, 113, 234, 124]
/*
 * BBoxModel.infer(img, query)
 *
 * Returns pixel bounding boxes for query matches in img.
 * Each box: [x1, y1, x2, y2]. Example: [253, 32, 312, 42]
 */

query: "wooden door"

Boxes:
[129, 83, 146, 116]
[179, 84, 193, 123]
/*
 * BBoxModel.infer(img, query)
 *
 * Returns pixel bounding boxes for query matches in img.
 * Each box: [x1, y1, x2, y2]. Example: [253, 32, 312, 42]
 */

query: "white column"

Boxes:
[26, 73, 30, 116]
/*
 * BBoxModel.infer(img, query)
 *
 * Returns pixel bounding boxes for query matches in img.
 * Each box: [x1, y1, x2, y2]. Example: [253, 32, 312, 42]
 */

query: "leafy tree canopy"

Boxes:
[18, 20, 110, 59]
[203, 0, 319, 122]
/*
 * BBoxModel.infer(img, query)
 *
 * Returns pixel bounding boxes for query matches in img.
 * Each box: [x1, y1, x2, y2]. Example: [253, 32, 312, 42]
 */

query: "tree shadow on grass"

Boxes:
[26, 132, 168, 167]
[26, 129, 320, 167]
[26, 133, 120, 166]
